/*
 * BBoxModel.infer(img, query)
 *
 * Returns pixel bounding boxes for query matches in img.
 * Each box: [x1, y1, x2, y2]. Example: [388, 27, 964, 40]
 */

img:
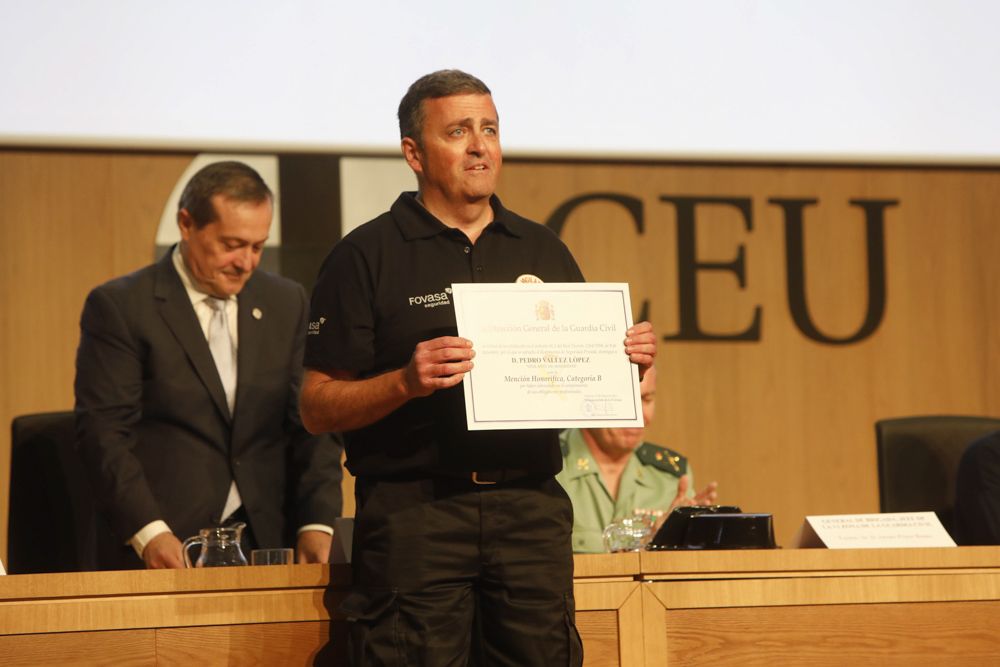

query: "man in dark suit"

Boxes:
[75, 161, 342, 569]
[954, 431, 1000, 545]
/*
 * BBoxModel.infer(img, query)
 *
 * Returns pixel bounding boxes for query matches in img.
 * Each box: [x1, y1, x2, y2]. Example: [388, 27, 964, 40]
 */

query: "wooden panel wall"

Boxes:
[498, 162, 1000, 544]
[2, 150, 998, 564]
[0, 150, 193, 562]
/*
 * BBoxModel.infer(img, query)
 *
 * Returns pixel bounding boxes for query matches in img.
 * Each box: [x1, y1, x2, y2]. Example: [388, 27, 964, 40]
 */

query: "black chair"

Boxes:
[7, 411, 97, 573]
[954, 431, 1000, 545]
[875, 415, 1000, 539]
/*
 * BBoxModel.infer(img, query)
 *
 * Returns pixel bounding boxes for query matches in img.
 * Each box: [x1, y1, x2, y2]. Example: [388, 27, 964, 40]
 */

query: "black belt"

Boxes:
[466, 469, 534, 485]
[434, 468, 539, 485]
[362, 469, 540, 486]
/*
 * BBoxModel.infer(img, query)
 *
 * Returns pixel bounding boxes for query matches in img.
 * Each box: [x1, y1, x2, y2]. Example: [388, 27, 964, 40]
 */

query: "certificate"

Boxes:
[451, 282, 643, 430]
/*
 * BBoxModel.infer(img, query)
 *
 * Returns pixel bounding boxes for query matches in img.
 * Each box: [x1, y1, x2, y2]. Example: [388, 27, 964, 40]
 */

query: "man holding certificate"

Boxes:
[300, 70, 656, 666]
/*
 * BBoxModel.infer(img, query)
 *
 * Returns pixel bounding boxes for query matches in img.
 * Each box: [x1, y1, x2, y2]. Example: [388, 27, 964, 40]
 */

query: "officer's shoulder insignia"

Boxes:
[559, 433, 571, 458]
[635, 443, 687, 477]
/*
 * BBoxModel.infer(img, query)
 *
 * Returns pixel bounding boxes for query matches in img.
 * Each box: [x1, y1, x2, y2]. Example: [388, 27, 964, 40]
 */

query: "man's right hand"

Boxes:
[143, 532, 185, 569]
[301, 336, 475, 434]
[403, 336, 475, 398]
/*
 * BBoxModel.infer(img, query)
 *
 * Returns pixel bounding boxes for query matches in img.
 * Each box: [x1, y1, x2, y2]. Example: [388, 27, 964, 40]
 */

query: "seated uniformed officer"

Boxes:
[556, 366, 718, 553]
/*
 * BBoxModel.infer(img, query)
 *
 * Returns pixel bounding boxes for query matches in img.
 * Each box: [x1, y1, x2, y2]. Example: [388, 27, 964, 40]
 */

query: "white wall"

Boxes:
[1, 1, 997, 160]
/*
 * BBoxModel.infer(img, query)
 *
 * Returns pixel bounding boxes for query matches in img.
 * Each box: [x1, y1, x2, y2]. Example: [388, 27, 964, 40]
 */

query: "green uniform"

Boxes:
[556, 429, 692, 553]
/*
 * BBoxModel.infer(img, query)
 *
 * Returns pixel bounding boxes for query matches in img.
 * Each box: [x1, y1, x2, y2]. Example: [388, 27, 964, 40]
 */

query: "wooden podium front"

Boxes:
[634, 547, 1000, 666]
[0, 564, 350, 665]
[2, 548, 1000, 665]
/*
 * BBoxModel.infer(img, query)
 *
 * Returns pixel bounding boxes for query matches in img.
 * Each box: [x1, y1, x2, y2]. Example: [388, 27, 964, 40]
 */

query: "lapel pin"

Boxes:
[252, 308, 263, 320]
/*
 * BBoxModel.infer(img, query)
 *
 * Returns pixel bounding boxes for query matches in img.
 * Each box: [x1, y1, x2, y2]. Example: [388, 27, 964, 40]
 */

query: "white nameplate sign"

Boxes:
[797, 511, 956, 548]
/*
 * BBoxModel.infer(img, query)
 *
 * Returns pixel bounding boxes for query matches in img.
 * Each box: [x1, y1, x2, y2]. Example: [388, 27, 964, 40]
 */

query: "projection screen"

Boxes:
[1, 1, 997, 161]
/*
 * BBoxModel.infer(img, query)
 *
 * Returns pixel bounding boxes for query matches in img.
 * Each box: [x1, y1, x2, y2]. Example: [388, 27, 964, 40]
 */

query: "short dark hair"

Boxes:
[177, 161, 272, 228]
[398, 69, 492, 146]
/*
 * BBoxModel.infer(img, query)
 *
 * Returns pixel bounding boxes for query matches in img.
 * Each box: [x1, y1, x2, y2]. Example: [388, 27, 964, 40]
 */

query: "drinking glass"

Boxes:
[251, 548, 294, 565]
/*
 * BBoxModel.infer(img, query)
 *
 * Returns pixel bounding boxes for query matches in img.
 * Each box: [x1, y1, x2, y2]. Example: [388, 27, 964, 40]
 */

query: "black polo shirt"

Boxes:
[305, 192, 585, 478]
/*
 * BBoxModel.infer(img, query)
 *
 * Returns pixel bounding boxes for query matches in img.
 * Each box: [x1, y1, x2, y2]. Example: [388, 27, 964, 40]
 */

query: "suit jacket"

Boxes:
[75, 251, 342, 568]
[954, 431, 1000, 545]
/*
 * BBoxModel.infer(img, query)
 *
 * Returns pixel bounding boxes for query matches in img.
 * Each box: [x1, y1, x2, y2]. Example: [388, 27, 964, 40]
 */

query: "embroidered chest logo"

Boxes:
[407, 286, 453, 309]
[307, 316, 326, 335]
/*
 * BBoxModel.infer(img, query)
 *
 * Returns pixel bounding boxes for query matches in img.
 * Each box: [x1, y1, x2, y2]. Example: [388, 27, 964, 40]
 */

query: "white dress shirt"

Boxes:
[129, 248, 240, 557]
[130, 247, 331, 560]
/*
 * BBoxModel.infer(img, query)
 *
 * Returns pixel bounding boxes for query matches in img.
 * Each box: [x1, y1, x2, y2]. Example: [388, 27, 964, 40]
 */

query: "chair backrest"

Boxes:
[875, 415, 1000, 537]
[7, 411, 97, 573]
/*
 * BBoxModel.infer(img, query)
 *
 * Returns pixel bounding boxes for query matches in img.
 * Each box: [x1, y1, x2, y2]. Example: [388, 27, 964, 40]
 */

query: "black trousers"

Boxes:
[342, 475, 583, 667]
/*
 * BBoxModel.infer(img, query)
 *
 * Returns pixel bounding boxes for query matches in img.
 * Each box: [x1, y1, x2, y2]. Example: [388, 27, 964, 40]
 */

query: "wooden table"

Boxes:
[603, 547, 1000, 667]
[0, 564, 349, 664]
[2, 548, 999, 665]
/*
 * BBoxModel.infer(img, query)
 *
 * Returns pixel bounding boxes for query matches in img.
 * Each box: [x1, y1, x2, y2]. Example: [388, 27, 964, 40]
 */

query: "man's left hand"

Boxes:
[296, 529, 333, 564]
[625, 321, 657, 378]
[667, 476, 720, 513]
